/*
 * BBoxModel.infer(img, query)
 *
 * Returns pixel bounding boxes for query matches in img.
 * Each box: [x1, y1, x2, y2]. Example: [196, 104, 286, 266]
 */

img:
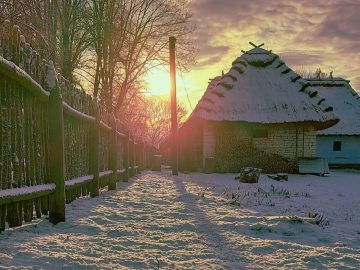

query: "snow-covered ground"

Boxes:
[0, 170, 359, 269]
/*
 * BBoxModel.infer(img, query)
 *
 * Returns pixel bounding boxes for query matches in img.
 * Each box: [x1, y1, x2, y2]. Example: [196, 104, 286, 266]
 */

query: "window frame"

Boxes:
[332, 141, 342, 152]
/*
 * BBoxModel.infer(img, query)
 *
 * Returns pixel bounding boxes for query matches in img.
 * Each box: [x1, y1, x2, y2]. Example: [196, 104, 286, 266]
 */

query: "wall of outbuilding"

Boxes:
[202, 122, 317, 166]
[316, 135, 360, 165]
[252, 123, 316, 160]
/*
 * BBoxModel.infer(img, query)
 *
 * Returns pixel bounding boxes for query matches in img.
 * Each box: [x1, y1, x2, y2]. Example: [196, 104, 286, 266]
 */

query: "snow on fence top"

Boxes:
[189, 43, 339, 130]
[306, 78, 360, 135]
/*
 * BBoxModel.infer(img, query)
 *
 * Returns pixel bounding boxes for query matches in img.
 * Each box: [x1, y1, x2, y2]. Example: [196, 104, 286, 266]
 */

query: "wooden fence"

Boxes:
[0, 22, 150, 231]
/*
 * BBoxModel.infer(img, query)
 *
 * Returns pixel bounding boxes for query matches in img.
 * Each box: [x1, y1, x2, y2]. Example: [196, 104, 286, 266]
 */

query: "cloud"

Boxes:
[187, 0, 360, 94]
[279, 50, 325, 67]
[197, 55, 224, 67]
[196, 45, 230, 67]
[314, 2, 360, 51]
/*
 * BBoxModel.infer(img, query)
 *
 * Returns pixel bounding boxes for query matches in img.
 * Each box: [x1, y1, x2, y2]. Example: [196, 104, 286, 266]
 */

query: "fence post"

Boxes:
[123, 133, 129, 181]
[139, 142, 144, 171]
[134, 141, 138, 174]
[109, 114, 117, 190]
[144, 145, 149, 169]
[90, 99, 100, 197]
[48, 62, 65, 224]
[129, 138, 135, 176]
[141, 144, 145, 170]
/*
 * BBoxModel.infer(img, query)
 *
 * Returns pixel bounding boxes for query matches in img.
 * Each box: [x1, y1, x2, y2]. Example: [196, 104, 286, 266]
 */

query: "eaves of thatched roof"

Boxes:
[306, 78, 360, 135]
[188, 45, 339, 130]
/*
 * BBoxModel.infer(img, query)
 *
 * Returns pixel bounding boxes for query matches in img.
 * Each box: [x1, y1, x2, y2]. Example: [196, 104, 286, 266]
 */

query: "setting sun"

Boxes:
[144, 67, 171, 96]
[144, 66, 198, 112]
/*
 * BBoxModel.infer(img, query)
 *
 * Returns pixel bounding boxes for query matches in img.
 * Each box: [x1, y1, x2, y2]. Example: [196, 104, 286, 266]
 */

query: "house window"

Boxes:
[252, 129, 268, 138]
[333, 141, 342, 151]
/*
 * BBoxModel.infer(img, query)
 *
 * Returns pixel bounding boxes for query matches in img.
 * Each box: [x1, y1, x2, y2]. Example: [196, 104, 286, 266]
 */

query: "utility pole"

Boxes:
[169, 36, 178, 175]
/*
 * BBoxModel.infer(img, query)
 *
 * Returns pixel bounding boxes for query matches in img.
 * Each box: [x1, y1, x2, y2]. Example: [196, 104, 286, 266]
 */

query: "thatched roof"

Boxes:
[306, 78, 360, 135]
[189, 45, 339, 130]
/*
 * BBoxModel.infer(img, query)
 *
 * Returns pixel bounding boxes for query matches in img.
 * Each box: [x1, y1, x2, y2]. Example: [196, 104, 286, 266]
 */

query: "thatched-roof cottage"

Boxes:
[167, 44, 339, 173]
[306, 78, 360, 166]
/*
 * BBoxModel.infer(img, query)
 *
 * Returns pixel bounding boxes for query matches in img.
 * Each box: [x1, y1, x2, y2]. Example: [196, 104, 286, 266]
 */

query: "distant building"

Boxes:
[306, 78, 360, 167]
[163, 44, 339, 173]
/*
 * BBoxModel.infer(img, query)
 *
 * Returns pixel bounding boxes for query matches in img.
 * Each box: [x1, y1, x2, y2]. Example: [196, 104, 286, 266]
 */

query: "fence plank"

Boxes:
[0, 205, 5, 232]
[90, 100, 100, 197]
[6, 203, 20, 227]
[23, 200, 33, 222]
[129, 138, 135, 177]
[123, 134, 130, 181]
[109, 115, 117, 190]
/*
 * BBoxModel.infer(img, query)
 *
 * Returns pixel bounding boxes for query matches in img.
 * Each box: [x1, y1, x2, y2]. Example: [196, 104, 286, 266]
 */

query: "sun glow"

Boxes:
[144, 67, 208, 113]
[144, 67, 171, 96]
[144, 66, 198, 100]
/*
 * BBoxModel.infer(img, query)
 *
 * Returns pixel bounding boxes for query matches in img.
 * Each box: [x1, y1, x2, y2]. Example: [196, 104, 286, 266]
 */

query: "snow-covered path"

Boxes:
[0, 171, 359, 269]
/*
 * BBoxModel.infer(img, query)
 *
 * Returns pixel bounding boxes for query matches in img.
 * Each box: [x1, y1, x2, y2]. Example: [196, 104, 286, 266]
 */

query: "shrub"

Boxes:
[214, 130, 298, 173]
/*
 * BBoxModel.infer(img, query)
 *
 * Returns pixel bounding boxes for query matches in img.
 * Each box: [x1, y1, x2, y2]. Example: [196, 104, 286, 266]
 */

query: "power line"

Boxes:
[179, 68, 194, 111]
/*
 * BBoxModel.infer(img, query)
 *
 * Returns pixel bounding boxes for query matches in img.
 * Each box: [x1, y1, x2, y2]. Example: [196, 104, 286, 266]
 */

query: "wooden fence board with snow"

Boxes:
[0, 22, 149, 231]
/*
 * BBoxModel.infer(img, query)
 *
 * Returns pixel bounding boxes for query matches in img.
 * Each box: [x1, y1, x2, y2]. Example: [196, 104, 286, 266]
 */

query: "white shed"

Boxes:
[307, 78, 360, 167]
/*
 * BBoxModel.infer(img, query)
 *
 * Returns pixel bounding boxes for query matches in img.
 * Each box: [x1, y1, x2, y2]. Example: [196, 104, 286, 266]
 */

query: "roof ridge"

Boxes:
[314, 80, 360, 135]
[269, 57, 337, 115]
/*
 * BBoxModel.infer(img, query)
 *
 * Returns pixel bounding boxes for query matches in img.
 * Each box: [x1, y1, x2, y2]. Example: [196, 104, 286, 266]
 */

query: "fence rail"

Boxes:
[0, 22, 150, 232]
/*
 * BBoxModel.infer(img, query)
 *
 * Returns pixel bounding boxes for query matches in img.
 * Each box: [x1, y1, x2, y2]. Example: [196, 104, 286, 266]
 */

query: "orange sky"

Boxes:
[146, 0, 360, 112]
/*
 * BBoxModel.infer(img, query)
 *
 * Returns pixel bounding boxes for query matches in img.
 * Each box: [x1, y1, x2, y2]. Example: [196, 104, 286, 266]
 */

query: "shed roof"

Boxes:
[306, 78, 360, 135]
[189, 44, 339, 130]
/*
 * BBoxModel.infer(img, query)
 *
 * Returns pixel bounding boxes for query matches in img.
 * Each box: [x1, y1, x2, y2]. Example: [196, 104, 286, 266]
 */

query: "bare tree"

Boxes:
[117, 95, 187, 147]
[146, 98, 187, 147]
[118, 93, 150, 142]
[57, 0, 91, 81]
[1, 0, 195, 121]
[88, 0, 194, 115]
[295, 67, 329, 79]
[0, 0, 91, 84]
